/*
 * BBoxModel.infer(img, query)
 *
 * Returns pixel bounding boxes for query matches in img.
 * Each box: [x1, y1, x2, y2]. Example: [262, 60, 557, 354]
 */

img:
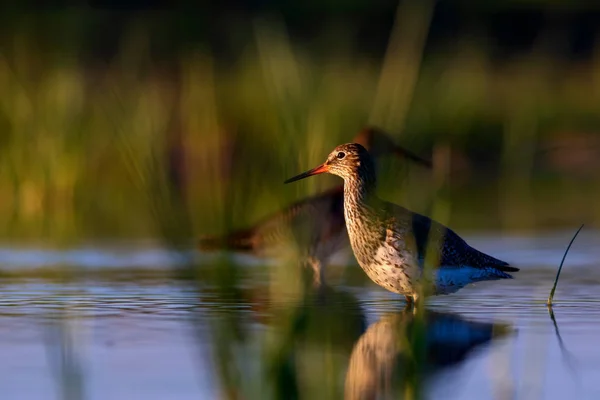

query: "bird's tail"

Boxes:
[474, 249, 520, 273]
[489, 268, 516, 280]
[198, 229, 255, 253]
[496, 265, 520, 273]
[486, 258, 519, 279]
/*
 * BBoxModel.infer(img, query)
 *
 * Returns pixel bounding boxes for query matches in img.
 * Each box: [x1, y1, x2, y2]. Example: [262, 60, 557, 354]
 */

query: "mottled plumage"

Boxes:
[285, 143, 519, 303]
[198, 127, 432, 285]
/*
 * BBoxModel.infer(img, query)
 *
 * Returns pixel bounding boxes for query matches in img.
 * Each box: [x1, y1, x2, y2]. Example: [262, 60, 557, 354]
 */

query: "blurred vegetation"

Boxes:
[0, 3, 593, 399]
[1, 4, 599, 243]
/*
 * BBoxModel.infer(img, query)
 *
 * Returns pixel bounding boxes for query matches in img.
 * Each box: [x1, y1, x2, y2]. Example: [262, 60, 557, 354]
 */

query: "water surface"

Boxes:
[0, 230, 599, 399]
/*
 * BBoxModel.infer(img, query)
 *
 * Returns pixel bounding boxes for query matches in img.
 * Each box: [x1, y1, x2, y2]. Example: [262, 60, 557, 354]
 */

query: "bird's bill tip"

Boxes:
[392, 146, 433, 169]
[284, 163, 329, 184]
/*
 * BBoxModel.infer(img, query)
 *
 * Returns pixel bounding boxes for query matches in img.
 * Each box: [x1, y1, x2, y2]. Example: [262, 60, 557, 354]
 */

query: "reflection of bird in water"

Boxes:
[253, 284, 368, 350]
[198, 127, 431, 286]
[344, 308, 512, 400]
[190, 282, 369, 400]
[260, 285, 368, 400]
[285, 143, 518, 304]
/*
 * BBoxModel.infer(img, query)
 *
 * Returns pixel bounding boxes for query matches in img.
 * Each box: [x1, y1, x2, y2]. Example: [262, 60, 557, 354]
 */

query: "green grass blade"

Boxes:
[547, 224, 584, 306]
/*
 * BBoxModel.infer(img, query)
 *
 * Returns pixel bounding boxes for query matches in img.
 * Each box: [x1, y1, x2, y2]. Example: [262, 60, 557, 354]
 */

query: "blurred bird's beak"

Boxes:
[284, 163, 329, 184]
[393, 145, 433, 168]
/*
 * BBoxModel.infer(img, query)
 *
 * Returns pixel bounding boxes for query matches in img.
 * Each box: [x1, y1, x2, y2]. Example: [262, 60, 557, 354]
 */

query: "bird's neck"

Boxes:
[343, 165, 378, 211]
[342, 165, 382, 262]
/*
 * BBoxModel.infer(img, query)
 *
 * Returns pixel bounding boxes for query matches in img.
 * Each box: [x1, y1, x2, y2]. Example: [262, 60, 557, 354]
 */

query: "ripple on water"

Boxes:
[0, 232, 597, 399]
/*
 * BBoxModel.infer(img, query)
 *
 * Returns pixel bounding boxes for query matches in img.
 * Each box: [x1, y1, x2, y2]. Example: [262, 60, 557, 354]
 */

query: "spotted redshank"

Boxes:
[198, 127, 431, 285]
[284, 143, 518, 304]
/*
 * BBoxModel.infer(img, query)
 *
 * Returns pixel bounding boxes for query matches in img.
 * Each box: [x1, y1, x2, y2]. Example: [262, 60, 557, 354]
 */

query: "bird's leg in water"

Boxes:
[404, 293, 422, 313]
[307, 256, 324, 288]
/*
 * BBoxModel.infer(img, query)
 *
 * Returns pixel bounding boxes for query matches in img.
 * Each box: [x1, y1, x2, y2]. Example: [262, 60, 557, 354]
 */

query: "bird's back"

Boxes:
[198, 186, 348, 260]
[251, 186, 347, 258]
[380, 202, 518, 273]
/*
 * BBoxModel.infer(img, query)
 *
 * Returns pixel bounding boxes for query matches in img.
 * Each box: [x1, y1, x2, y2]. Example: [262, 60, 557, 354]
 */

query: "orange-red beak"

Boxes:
[284, 163, 329, 184]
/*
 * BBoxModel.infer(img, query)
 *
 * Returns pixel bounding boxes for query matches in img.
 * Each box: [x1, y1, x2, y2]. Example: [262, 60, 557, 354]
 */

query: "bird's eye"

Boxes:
[336, 152, 346, 159]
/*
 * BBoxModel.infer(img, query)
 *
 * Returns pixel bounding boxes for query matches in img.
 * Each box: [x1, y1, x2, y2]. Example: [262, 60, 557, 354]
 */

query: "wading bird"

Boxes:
[284, 143, 518, 304]
[198, 127, 432, 285]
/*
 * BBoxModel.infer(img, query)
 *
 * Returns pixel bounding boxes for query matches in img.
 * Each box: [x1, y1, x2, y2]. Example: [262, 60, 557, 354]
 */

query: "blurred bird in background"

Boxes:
[198, 127, 432, 286]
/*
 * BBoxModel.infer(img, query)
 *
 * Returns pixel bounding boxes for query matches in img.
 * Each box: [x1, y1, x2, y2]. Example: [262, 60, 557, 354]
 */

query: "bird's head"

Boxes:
[284, 143, 373, 183]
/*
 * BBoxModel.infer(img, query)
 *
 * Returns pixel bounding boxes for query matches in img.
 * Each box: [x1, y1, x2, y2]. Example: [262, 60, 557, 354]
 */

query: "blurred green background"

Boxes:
[1, 0, 599, 243]
[1, 3, 599, 400]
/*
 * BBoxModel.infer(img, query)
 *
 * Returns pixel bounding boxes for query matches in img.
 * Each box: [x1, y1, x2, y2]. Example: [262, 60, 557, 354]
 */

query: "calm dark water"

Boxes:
[0, 230, 599, 399]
